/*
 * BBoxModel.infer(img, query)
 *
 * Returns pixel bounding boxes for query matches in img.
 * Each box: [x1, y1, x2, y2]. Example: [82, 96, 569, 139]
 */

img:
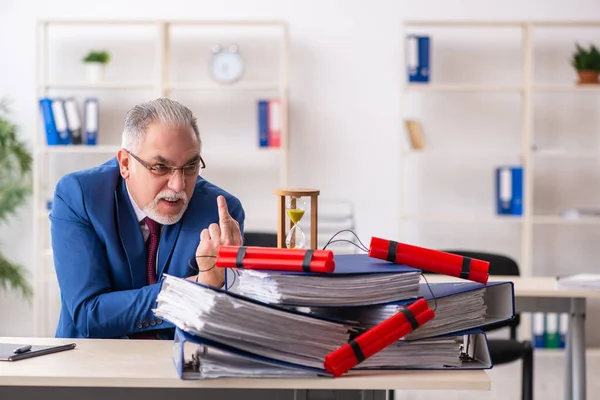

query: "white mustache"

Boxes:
[154, 190, 188, 204]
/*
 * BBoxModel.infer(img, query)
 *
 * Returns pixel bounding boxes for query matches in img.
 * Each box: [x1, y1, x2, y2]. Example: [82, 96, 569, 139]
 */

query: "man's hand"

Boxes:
[191, 195, 242, 287]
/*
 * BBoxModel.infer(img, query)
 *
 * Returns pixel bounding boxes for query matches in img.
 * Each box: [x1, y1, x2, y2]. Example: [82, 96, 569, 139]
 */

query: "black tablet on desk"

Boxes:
[0, 342, 76, 361]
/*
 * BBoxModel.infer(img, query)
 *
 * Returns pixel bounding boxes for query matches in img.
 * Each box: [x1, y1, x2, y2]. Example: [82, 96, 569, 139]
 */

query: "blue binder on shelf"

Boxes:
[84, 98, 99, 145]
[51, 98, 71, 145]
[257, 99, 269, 147]
[39, 98, 59, 145]
[64, 97, 83, 145]
[406, 35, 430, 83]
[495, 166, 523, 215]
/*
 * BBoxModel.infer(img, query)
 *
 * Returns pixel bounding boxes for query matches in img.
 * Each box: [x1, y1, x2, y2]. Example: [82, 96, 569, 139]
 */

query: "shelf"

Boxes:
[533, 215, 600, 225]
[400, 214, 523, 224]
[36, 145, 121, 154]
[205, 147, 282, 168]
[40, 82, 156, 90]
[404, 20, 526, 28]
[534, 84, 600, 92]
[402, 149, 521, 158]
[404, 20, 600, 28]
[404, 84, 523, 93]
[167, 82, 281, 91]
[533, 149, 600, 158]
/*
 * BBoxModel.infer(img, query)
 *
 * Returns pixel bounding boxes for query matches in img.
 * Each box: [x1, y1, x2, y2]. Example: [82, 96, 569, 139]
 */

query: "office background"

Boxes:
[2, 0, 600, 398]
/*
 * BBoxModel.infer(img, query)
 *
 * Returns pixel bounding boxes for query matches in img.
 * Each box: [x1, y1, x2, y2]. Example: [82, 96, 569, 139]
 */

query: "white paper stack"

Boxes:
[185, 345, 321, 379]
[358, 337, 463, 369]
[307, 288, 487, 341]
[154, 275, 353, 369]
[234, 269, 421, 306]
[557, 273, 600, 290]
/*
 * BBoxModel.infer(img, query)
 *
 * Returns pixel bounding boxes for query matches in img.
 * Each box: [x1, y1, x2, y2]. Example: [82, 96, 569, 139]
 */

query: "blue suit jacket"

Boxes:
[50, 158, 245, 339]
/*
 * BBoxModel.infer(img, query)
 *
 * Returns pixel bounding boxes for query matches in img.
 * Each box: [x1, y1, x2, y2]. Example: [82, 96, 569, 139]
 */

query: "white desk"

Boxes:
[424, 274, 600, 400]
[0, 336, 489, 399]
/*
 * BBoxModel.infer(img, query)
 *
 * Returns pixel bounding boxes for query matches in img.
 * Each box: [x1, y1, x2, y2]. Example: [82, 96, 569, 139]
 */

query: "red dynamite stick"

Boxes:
[218, 245, 334, 262]
[215, 257, 335, 273]
[368, 237, 489, 284]
[323, 298, 435, 377]
[325, 308, 435, 378]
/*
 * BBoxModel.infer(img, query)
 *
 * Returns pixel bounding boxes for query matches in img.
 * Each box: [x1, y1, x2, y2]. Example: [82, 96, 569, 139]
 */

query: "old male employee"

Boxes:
[50, 97, 244, 339]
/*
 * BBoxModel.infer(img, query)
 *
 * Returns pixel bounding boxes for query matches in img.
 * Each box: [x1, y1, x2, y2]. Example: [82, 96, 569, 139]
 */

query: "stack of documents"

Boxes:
[557, 273, 600, 290]
[154, 274, 353, 369]
[305, 281, 515, 341]
[234, 254, 421, 306]
[176, 331, 474, 379]
[154, 253, 516, 380]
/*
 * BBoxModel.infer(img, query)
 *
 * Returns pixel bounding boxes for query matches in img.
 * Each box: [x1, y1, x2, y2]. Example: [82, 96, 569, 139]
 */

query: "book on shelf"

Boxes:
[404, 119, 426, 150]
[406, 35, 430, 83]
[39, 96, 98, 146]
[256, 98, 281, 148]
[495, 166, 523, 216]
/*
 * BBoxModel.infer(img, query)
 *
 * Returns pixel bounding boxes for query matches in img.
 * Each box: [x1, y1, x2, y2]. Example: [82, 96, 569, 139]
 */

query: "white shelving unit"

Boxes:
[399, 20, 600, 279]
[33, 19, 289, 337]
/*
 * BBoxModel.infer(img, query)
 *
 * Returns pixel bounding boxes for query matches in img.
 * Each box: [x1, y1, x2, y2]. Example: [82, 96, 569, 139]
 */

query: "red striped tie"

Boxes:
[144, 217, 161, 285]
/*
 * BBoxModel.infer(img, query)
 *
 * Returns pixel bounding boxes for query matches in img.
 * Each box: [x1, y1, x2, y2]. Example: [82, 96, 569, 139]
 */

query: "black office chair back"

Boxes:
[243, 232, 278, 248]
[440, 250, 521, 338]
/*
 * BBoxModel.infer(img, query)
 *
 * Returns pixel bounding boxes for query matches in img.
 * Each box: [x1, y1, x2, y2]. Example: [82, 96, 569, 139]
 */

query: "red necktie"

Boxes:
[144, 217, 161, 285]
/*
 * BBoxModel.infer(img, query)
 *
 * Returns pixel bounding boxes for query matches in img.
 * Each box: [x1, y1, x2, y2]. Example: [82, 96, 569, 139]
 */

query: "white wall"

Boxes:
[2, 0, 600, 339]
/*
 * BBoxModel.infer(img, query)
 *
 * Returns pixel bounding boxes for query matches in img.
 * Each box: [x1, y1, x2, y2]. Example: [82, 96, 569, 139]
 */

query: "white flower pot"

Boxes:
[85, 62, 105, 83]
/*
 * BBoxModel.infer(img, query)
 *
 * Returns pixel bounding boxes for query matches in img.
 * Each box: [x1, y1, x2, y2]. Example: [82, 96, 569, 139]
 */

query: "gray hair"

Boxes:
[121, 98, 200, 151]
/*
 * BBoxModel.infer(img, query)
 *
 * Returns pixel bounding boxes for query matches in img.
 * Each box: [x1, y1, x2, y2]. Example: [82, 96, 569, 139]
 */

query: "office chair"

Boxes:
[441, 250, 533, 400]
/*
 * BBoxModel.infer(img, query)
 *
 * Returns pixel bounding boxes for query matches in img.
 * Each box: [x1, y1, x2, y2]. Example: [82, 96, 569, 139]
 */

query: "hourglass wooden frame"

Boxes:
[274, 189, 320, 249]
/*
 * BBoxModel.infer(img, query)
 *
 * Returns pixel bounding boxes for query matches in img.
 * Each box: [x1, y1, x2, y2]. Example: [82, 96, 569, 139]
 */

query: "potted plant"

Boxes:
[0, 99, 33, 299]
[571, 43, 600, 84]
[82, 50, 110, 83]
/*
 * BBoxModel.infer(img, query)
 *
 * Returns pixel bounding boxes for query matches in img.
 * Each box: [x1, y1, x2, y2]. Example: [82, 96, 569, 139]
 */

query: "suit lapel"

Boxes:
[157, 217, 182, 279]
[115, 179, 147, 288]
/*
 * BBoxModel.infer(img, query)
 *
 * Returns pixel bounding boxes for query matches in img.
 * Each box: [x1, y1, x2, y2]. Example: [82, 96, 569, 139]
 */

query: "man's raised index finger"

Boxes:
[217, 195, 231, 221]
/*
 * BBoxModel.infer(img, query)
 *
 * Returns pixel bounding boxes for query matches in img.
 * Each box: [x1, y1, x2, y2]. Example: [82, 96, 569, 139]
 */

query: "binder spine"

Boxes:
[39, 98, 59, 145]
[495, 166, 523, 216]
[406, 35, 430, 83]
[64, 97, 83, 145]
[51, 98, 71, 145]
[257, 100, 269, 147]
[368, 236, 489, 284]
[532, 312, 568, 349]
[532, 312, 546, 348]
[84, 98, 99, 145]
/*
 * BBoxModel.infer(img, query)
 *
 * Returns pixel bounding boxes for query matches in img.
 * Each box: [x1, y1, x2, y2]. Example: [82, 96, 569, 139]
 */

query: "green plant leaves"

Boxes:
[83, 50, 110, 64]
[572, 43, 600, 72]
[0, 99, 33, 299]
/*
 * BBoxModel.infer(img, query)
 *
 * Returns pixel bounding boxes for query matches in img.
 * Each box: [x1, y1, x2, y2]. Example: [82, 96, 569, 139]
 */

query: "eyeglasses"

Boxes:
[126, 150, 206, 177]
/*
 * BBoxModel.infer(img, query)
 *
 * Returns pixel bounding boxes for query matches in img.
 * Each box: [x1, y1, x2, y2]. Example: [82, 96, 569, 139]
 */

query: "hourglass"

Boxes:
[274, 189, 320, 249]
